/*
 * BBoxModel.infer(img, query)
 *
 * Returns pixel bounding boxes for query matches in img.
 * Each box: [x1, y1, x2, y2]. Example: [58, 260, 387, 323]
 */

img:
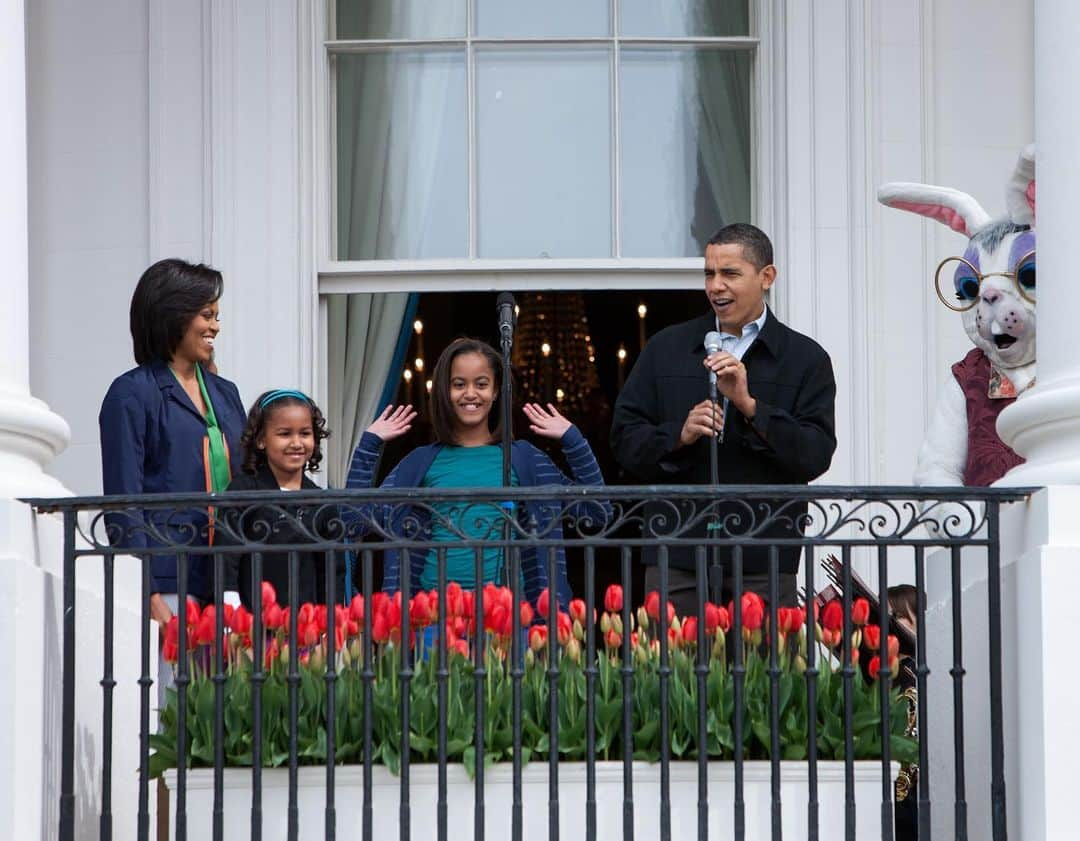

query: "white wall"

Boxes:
[28, 0, 311, 496]
[27, 0, 152, 495]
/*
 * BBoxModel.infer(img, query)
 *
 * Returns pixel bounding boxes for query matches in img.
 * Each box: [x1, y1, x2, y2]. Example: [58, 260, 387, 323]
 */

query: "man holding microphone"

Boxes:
[610, 223, 837, 616]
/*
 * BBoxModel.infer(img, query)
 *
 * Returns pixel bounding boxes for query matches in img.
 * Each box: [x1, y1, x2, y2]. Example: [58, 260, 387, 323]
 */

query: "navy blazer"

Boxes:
[99, 360, 246, 598]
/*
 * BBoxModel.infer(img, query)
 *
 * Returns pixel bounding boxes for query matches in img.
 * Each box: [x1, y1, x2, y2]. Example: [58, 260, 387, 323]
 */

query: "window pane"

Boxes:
[336, 51, 467, 259]
[619, 48, 751, 258]
[475, 0, 609, 37]
[334, 0, 466, 40]
[476, 50, 612, 258]
[618, 0, 750, 37]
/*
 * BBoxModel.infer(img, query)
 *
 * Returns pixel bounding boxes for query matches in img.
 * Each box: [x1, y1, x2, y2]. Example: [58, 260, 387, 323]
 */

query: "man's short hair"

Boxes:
[706, 223, 774, 271]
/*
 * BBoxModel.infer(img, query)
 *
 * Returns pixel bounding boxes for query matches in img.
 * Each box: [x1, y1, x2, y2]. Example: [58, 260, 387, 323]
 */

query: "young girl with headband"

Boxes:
[349, 337, 609, 610]
[223, 389, 335, 608]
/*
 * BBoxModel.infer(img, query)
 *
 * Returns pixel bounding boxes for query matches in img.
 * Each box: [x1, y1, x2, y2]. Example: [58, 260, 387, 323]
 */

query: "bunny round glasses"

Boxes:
[934, 249, 1036, 312]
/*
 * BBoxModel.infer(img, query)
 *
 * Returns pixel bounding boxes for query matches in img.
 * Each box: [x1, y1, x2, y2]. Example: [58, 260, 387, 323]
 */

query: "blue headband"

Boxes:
[259, 389, 311, 409]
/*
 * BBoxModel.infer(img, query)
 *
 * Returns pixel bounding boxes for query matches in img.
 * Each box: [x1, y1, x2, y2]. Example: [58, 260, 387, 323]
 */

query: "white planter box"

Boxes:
[165, 760, 897, 840]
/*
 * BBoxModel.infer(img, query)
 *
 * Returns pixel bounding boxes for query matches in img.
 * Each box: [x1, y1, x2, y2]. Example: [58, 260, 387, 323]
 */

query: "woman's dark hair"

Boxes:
[239, 392, 330, 475]
[429, 338, 506, 445]
[129, 258, 224, 364]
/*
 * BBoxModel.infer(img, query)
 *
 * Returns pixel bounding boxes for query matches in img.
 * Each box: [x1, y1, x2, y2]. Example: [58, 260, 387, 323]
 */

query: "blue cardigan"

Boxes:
[346, 427, 609, 607]
[99, 360, 246, 598]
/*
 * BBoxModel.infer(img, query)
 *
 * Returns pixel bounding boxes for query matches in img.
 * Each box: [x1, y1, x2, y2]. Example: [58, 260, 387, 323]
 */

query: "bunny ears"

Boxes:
[877, 144, 1036, 235]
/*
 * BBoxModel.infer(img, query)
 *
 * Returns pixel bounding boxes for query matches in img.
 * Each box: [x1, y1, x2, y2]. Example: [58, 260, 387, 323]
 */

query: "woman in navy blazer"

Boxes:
[99, 259, 246, 632]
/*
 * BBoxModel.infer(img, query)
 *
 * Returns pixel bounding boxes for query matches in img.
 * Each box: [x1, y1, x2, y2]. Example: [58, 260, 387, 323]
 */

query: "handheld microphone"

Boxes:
[703, 330, 727, 444]
[497, 292, 516, 340]
[703, 331, 722, 387]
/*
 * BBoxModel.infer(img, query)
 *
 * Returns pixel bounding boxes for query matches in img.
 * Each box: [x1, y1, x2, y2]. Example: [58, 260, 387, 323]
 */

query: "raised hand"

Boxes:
[678, 399, 725, 447]
[523, 402, 573, 440]
[366, 404, 417, 442]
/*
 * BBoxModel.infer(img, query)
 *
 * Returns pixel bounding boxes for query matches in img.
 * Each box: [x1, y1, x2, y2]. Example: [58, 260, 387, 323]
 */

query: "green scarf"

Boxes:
[194, 363, 232, 492]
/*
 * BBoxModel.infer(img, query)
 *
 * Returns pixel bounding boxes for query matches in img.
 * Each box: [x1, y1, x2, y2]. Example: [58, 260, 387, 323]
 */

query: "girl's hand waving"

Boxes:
[523, 402, 573, 440]
[366, 404, 417, 442]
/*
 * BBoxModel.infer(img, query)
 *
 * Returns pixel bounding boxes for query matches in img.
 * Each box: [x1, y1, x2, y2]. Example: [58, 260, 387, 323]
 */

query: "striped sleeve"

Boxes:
[346, 430, 384, 489]
[537, 426, 611, 525]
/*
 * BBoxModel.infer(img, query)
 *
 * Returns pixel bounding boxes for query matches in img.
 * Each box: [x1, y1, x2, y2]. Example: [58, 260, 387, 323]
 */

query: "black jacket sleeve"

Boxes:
[610, 343, 693, 481]
[739, 353, 837, 482]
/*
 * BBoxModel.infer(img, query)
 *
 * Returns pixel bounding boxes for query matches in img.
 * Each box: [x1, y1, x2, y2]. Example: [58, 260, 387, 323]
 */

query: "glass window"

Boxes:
[335, 51, 468, 259]
[619, 48, 751, 257]
[335, 0, 466, 40]
[618, 0, 750, 38]
[328, 1, 755, 261]
[475, 0, 609, 38]
[476, 50, 612, 258]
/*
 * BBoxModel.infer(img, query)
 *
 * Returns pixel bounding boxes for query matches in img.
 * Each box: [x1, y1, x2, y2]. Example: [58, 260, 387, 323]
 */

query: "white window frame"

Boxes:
[312, 0, 781, 296]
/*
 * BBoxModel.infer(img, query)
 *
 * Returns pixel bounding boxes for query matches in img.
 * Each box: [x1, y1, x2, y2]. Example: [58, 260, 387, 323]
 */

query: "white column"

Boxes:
[996, 0, 1080, 484]
[0, 0, 69, 499]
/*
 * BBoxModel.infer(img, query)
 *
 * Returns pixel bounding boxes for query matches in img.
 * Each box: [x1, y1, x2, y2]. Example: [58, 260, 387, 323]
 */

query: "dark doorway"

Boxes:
[376, 287, 706, 603]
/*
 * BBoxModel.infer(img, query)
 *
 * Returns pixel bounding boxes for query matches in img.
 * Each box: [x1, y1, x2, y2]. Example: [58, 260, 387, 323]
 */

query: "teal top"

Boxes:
[420, 445, 518, 592]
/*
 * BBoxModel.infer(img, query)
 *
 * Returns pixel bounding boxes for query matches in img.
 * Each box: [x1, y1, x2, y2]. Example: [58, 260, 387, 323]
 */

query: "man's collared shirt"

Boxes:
[715, 305, 768, 361]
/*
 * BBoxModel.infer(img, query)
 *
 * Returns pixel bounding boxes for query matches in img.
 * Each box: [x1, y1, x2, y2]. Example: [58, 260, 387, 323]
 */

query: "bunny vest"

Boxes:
[951, 348, 1025, 486]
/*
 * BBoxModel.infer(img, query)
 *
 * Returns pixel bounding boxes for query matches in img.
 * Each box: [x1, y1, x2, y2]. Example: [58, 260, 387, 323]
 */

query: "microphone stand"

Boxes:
[707, 372, 723, 606]
[496, 294, 516, 586]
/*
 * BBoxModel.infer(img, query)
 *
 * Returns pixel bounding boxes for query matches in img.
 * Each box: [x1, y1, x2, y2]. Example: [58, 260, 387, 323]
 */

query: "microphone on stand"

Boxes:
[703, 330, 725, 604]
[495, 293, 516, 491]
[703, 331, 723, 485]
[703, 331, 728, 445]
[497, 292, 516, 343]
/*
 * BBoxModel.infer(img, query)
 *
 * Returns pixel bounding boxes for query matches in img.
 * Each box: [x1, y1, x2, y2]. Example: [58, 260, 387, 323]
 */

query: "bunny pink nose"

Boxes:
[981, 287, 1002, 305]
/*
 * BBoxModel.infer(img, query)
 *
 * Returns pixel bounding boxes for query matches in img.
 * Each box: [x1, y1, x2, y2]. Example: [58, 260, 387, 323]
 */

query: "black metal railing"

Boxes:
[26, 484, 1032, 841]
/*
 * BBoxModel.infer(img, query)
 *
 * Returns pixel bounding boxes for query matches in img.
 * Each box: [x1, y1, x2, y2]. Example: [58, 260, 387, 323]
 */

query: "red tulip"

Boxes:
[372, 611, 391, 644]
[821, 599, 843, 632]
[528, 625, 548, 652]
[868, 655, 881, 680]
[740, 592, 765, 631]
[445, 582, 465, 618]
[185, 597, 201, 628]
[451, 638, 469, 658]
[644, 591, 676, 626]
[864, 624, 882, 651]
[410, 592, 433, 629]
[537, 588, 552, 620]
[348, 593, 364, 624]
[519, 600, 535, 628]
[568, 599, 588, 627]
[777, 606, 806, 638]
[852, 598, 870, 626]
[305, 621, 321, 647]
[230, 605, 253, 636]
[704, 602, 730, 634]
[162, 616, 180, 662]
[556, 611, 573, 646]
[194, 612, 216, 647]
[298, 603, 317, 631]
[604, 628, 622, 650]
[264, 602, 284, 630]
[604, 584, 623, 614]
[681, 616, 699, 644]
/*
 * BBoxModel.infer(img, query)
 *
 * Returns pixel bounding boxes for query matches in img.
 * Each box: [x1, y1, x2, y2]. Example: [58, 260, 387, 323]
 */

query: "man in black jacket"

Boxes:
[610, 223, 836, 615]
